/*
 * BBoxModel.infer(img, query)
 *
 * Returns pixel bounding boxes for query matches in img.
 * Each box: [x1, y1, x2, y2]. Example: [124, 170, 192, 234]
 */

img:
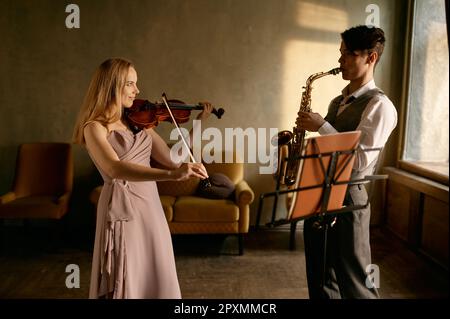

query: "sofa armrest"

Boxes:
[0, 192, 16, 204]
[235, 180, 254, 205]
[90, 186, 103, 206]
[57, 192, 71, 206]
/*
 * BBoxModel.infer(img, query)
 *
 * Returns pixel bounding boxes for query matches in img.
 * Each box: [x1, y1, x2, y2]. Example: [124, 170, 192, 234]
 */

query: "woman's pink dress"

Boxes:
[88, 129, 181, 299]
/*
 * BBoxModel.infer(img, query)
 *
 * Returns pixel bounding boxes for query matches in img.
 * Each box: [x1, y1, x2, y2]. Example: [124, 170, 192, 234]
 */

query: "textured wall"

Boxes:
[0, 0, 406, 229]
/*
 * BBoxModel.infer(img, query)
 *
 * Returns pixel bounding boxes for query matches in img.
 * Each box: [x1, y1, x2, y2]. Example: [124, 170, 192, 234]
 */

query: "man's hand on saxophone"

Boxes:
[296, 111, 326, 132]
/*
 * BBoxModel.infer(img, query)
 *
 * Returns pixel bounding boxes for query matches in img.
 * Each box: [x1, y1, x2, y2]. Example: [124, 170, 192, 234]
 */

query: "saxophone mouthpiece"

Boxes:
[330, 67, 341, 75]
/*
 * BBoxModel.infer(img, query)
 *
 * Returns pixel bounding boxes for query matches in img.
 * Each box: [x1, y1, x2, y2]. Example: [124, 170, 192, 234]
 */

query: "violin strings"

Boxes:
[161, 94, 197, 164]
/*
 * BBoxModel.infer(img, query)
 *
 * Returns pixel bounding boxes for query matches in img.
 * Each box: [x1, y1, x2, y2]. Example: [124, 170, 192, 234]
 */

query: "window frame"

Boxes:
[397, 0, 449, 186]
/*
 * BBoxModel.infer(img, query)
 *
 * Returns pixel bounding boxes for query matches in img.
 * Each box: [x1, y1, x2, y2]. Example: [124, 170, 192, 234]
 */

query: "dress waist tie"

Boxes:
[99, 179, 134, 298]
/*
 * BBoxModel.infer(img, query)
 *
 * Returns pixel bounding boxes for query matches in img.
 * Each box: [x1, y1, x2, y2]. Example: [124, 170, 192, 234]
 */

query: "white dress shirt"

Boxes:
[318, 79, 398, 172]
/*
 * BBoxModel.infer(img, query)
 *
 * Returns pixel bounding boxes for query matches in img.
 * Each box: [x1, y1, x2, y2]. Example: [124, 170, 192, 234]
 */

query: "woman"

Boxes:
[73, 58, 211, 299]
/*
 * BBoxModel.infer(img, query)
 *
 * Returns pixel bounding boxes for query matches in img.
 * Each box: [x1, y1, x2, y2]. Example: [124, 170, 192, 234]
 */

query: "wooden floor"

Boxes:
[0, 224, 447, 299]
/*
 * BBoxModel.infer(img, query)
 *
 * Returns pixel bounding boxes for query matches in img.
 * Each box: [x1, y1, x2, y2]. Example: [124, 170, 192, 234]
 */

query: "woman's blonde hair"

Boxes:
[72, 58, 134, 144]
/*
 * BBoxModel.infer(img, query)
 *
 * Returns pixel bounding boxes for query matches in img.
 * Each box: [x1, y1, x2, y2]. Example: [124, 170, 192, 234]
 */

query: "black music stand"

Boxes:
[255, 132, 386, 290]
[256, 131, 386, 243]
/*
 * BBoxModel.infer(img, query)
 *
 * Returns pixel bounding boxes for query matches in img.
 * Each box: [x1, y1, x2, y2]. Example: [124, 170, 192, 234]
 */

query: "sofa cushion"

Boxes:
[159, 195, 176, 222]
[157, 178, 200, 197]
[196, 173, 235, 199]
[174, 196, 239, 222]
[204, 162, 243, 185]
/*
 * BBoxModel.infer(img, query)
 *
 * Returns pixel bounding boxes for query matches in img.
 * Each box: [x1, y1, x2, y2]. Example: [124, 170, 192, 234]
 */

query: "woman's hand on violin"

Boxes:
[196, 102, 213, 121]
[172, 163, 209, 181]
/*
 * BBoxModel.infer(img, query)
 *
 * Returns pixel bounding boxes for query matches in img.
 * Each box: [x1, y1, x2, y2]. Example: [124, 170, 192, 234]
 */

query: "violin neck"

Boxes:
[169, 104, 203, 110]
[170, 104, 224, 119]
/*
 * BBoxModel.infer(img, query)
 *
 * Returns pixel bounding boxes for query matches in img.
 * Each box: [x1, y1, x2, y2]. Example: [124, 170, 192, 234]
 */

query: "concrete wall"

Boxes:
[0, 0, 407, 232]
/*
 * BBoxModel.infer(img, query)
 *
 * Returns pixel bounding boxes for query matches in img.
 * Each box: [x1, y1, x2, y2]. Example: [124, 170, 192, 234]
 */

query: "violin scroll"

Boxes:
[213, 107, 225, 119]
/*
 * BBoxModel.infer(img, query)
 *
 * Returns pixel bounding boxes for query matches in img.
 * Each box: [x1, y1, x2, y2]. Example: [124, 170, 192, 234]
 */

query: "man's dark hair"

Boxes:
[341, 25, 385, 64]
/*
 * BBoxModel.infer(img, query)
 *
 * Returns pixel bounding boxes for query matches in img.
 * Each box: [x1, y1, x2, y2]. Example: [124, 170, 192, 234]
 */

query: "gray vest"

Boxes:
[325, 88, 384, 180]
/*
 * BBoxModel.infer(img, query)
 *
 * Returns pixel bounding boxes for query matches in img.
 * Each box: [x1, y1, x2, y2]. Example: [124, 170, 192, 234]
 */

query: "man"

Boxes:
[297, 25, 397, 299]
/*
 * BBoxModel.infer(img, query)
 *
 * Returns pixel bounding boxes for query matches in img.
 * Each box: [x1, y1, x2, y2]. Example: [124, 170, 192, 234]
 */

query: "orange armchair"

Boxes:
[0, 143, 73, 220]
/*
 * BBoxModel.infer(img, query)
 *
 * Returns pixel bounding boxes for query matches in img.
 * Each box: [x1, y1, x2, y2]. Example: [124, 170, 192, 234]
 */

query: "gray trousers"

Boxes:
[303, 184, 379, 299]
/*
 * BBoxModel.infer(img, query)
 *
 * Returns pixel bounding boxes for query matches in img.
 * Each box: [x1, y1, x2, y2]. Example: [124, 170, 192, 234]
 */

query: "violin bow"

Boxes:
[161, 93, 211, 188]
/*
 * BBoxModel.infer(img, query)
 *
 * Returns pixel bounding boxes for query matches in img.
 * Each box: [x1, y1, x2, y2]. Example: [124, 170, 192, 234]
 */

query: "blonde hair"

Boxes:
[72, 58, 134, 144]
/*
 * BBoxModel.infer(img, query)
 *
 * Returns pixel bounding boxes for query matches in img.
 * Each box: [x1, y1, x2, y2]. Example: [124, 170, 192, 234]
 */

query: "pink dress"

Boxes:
[88, 129, 181, 299]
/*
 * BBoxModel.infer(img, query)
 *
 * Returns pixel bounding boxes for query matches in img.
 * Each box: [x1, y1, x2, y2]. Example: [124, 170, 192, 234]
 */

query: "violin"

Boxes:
[124, 97, 224, 133]
[124, 93, 222, 189]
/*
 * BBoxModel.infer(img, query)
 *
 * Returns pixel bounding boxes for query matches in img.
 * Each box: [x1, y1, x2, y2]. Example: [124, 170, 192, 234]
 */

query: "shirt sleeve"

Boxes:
[353, 95, 398, 171]
[318, 121, 338, 135]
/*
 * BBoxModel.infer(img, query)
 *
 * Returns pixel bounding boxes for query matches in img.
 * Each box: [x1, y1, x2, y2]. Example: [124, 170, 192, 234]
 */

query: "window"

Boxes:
[401, 0, 449, 184]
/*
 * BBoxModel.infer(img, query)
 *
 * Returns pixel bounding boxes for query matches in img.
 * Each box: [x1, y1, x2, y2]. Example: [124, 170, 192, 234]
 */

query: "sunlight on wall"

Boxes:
[280, 40, 346, 137]
[296, 2, 348, 32]
[280, 2, 348, 136]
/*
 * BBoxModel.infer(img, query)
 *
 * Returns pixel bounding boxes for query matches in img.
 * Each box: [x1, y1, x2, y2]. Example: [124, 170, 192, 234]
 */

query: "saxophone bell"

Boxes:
[271, 130, 294, 146]
[271, 130, 293, 184]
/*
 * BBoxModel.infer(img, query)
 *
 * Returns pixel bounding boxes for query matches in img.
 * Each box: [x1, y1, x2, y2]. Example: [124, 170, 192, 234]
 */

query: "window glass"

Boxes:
[404, 0, 449, 164]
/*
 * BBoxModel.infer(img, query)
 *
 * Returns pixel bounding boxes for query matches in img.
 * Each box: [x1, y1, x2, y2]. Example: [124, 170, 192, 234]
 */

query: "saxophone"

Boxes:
[274, 67, 341, 186]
